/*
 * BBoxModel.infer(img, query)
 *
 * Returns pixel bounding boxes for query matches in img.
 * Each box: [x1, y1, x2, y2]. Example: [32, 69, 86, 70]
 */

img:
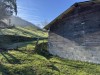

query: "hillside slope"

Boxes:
[0, 26, 47, 49]
[0, 26, 47, 38]
[0, 41, 100, 75]
[2, 16, 38, 28]
[0, 16, 47, 49]
[0, 16, 47, 38]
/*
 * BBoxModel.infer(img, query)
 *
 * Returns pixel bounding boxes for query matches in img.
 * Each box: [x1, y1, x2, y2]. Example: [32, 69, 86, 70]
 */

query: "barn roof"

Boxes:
[44, 1, 100, 30]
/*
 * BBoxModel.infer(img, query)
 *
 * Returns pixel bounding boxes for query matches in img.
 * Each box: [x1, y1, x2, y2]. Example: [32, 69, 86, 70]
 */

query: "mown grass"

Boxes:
[0, 40, 100, 75]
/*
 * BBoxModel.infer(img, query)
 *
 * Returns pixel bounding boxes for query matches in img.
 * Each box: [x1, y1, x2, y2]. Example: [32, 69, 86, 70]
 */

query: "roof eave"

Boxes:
[44, 1, 100, 30]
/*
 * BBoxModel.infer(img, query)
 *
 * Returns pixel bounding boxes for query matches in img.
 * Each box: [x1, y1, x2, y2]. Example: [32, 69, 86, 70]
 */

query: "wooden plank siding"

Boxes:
[47, 2, 100, 64]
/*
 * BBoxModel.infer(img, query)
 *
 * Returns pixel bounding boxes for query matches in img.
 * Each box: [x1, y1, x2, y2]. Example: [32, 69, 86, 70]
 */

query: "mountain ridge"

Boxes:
[2, 16, 40, 29]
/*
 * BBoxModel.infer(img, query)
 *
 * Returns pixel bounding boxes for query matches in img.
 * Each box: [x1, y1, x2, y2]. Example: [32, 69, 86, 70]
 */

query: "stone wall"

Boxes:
[48, 6, 100, 64]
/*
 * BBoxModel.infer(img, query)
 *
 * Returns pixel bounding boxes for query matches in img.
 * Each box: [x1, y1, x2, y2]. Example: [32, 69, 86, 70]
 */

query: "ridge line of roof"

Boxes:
[44, 1, 100, 30]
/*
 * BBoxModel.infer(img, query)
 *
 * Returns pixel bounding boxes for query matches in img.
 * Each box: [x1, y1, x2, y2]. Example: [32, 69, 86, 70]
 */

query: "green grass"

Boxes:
[0, 26, 47, 38]
[0, 40, 100, 75]
[0, 26, 48, 49]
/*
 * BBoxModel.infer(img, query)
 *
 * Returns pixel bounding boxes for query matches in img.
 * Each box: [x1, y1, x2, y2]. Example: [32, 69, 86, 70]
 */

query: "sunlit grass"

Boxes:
[0, 26, 48, 38]
[0, 40, 100, 75]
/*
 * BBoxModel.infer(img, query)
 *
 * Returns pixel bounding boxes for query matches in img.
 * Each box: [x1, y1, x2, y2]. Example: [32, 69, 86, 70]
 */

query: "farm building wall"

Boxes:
[48, 6, 100, 63]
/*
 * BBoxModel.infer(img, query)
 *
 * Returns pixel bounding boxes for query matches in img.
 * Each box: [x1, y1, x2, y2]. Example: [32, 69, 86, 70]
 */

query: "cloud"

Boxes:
[17, 6, 38, 11]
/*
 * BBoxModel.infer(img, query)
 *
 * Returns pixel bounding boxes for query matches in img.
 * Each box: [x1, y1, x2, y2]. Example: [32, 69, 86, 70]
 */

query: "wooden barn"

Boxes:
[44, 1, 100, 63]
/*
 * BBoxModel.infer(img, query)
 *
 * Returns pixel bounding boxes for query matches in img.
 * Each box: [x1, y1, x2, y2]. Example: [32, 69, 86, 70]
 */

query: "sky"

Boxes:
[17, 0, 88, 28]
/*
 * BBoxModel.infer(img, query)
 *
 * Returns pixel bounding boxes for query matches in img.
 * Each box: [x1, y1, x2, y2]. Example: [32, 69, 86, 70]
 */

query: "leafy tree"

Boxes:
[0, 0, 17, 20]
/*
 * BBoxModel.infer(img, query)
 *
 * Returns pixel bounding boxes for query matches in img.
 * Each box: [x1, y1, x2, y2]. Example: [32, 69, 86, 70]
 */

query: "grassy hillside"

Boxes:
[0, 26, 47, 38]
[0, 26, 47, 49]
[0, 40, 100, 75]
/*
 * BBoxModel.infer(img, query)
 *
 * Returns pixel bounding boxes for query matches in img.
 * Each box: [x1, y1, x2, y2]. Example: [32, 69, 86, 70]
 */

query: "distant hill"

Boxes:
[2, 16, 41, 29]
[10, 16, 38, 27]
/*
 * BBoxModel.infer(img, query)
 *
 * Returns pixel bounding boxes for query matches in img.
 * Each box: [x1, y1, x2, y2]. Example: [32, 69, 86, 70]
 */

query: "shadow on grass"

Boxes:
[0, 63, 10, 75]
[0, 35, 47, 49]
[0, 35, 38, 44]
[13, 49, 30, 54]
[1, 52, 20, 64]
[15, 27, 40, 37]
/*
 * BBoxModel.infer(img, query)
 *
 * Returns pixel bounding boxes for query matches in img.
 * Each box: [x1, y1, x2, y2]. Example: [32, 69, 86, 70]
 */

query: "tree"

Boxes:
[0, 0, 17, 20]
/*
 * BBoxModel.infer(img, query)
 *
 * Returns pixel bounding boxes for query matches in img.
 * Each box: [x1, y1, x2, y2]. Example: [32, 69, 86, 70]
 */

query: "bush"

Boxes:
[34, 42, 52, 59]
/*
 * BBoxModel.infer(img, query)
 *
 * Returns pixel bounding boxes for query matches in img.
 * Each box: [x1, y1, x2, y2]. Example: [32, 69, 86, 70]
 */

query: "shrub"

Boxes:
[34, 42, 52, 59]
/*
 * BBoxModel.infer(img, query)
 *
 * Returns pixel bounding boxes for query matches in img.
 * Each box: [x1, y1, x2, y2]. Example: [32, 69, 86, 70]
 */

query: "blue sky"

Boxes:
[17, 0, 88, 28]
